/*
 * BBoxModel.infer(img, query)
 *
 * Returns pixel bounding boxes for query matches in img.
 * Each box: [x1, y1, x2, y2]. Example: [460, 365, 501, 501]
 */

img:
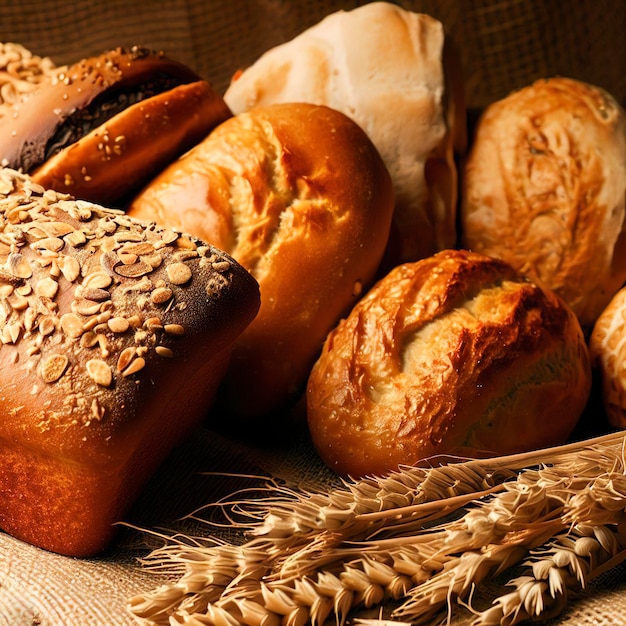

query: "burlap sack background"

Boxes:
[0, 1, 625, 625]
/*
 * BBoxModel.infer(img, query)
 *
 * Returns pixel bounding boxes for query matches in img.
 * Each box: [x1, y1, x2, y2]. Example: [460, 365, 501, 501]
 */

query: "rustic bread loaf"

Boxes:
[461, 77, 626, 331]
[0, 168, 260, 556]
[224, 1, 466, 268]
[589, 287, 626, 430]
[129, 102, 394, 422]
[0, 47, 231, 206]
[307, 249, 592, 478]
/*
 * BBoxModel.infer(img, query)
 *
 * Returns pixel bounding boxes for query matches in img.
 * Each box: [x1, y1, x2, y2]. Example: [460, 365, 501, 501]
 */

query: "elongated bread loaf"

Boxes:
[0, 168, 260, 556]
[129, 102, 394, 422]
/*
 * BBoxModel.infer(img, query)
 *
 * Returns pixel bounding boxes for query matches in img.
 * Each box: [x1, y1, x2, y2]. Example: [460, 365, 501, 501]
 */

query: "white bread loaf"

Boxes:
[224, 1, 466, 267]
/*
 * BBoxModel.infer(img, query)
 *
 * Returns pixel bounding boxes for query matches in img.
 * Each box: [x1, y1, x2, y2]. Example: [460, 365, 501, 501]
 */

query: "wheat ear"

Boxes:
[128, 431, 626, 626]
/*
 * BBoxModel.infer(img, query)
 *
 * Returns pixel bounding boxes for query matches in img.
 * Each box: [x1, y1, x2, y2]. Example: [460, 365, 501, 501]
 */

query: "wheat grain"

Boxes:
[128, 431, 626, 626]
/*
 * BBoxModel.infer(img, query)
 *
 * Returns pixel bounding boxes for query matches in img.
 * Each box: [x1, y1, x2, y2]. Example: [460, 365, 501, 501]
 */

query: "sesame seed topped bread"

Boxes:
[0, 168, 260, 556]
[0, 47, 231, 206]
[0, 42, 59, 116]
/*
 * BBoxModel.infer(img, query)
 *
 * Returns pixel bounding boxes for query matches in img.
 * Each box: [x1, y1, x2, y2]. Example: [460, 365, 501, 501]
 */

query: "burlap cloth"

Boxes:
[0, 1, 625, 624]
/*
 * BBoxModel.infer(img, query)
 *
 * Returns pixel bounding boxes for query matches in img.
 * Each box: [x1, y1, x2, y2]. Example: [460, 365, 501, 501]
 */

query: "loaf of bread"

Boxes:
[0, 47, 231, 206]
[589, 287, 626, 429]
[129, 102, 394, 422]
[0, 168, 260, 556]
[224, 1, 466, 268]
[461, 77, 626, 331]
[307, 249, 592, 478]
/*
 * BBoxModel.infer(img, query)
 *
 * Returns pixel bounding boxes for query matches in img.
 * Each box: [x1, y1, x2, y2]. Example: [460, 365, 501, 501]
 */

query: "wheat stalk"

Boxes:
[128, 430, 626, 626]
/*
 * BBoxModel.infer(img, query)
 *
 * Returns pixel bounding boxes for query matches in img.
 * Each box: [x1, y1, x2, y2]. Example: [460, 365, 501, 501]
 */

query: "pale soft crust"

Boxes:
[307, 249, 591, 478]
[0, 169, 260, 556]
[0, 47, 231, 206]
[129, 102, 394, 420]
[461, 77, 626, 330]
[224, 2, 466, 267]
[589, 287, 626, 429]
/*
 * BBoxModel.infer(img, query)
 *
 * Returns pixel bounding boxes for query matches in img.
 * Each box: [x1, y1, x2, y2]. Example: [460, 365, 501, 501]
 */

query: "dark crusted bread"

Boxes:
[0, 168, 259, 556]
[0, 47, 231, 206]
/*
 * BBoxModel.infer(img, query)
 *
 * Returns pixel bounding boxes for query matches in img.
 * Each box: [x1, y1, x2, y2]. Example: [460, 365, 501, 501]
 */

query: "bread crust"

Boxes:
[307, 249, 591, 478]
[129, 102, 394, 420]
[0, 47, 231, 206]
[0, 168, 260, 555]
[461, 77, 626, 330]
[224, 2, 466, 267]
[589, 286, 626, 429]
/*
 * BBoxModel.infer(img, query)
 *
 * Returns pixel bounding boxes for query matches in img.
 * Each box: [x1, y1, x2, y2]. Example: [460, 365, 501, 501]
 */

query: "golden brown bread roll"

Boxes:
[589, 287, 626, 429]
[461, 77, 626, 331]
[307, 249, 592, 478]
[0, 168, 260, 556]
[129, 102, 394, 422]
[0, 47, 231, 206]
[224, 1, 466, 268]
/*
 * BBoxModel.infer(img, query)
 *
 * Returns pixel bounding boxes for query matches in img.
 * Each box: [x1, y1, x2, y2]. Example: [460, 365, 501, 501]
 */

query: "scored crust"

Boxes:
[0, 168, 260, 556]
[129, 102, 394, 422]
[224, 2, 466, 267]
[307, 249, 592, 478]
[461, 77, 626, 330]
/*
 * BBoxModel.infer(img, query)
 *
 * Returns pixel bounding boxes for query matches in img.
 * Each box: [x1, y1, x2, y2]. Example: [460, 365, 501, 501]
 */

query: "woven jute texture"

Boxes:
[0, 1, 625, 624]
[0, 0, 624, 108]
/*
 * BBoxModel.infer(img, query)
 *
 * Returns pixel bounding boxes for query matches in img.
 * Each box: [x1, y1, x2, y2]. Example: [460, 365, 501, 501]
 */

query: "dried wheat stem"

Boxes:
[129, 432, 626, 626]
[471, 522, 626, 625]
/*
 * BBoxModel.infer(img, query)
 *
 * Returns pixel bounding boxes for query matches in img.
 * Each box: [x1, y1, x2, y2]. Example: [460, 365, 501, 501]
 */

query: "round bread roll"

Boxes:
[461, 77, 626, 331]
[129, 102, 394, 422]
[0, 46, 231, 206]
[589, 287, 626, 429]
[224, 1, 466, 268]
[307, 249, 592, 478]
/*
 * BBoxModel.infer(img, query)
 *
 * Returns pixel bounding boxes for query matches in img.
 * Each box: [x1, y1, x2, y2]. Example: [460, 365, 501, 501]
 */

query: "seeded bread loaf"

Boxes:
[129, 102, 394, 423]
[307, 249, 592, 478]
[0, 168, 260, 556]
[0, 47, 231, 206]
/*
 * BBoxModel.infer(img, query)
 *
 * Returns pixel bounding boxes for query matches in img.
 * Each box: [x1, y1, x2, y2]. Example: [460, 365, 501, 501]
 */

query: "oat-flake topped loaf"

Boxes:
[0, 168, 260, 556]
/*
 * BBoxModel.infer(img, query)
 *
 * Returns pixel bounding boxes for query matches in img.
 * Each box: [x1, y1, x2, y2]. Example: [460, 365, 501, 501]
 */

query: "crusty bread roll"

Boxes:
[129, 102, 394, 422]
[589, 287, 626, 429]
[307, 249, 592, 478]
[0, 168, 259, 556]
[0, 47, 231, 206]
[224, 1, 466, 268]
[461, 77, 626, 331]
